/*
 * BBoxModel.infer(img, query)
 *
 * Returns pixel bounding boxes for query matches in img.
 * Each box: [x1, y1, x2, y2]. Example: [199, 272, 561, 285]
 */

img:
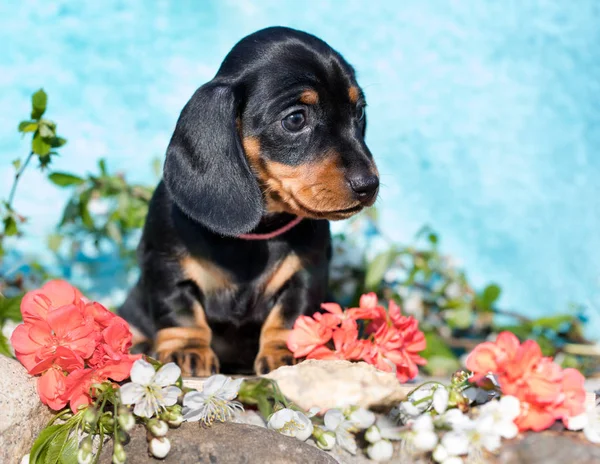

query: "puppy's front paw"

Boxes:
[254, 342, 297, 375]
[157, 346, 220, 377]
[154, 327, 219, 377]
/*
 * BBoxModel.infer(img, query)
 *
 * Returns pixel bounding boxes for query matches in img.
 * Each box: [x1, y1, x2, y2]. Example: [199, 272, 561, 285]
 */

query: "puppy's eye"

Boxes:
[282, 111, 307, 132]
[356, 105, 366, 121]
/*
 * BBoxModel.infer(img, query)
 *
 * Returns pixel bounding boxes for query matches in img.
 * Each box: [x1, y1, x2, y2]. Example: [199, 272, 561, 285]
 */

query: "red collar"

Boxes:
[237, 216, 303, 240]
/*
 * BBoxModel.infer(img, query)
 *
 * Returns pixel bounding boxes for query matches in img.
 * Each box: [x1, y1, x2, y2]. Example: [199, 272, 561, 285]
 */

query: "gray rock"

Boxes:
[0, 355, 54, 463]
[498, 432, 600, 464]
[100, 422, 338, 464]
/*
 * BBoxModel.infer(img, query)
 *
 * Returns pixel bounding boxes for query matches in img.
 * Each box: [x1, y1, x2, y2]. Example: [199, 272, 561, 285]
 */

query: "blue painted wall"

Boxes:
[1, 1, 599, 331]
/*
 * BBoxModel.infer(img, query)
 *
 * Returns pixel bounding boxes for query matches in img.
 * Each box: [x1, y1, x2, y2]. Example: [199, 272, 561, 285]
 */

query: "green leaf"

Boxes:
[12, 158, 21, 171]
[29, 424, 62, 464]
[106, 221, 123, 244]
[0, 294, 24, 321]
[479, 283, 501, 309]
[3, 216, 18, 236]
[18, 120, 38, 133]
[45, 427, 78, 464]
[31, 89, 47, 120]
[0, 333, 13, 358]
[364, 247, 399, 291]
[99, 158, 107, 176]
[32, 134, 51, 156]
[47, 136, 67, 148]
[48, 172, 85, 187]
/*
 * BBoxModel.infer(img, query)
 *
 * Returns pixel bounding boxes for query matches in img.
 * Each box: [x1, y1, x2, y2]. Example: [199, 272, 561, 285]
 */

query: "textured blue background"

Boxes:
[1, 1, 599, 331]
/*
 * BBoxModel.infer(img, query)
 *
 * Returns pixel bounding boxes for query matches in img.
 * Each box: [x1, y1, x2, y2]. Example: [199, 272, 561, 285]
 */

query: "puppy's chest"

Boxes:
[179, 251, 303, 324]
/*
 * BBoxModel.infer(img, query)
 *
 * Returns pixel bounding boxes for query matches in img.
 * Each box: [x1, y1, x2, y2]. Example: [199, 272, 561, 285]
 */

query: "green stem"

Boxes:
[6, 151, 34, 211]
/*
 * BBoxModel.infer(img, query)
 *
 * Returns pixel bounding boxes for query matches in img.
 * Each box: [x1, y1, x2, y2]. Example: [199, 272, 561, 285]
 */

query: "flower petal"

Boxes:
[120, 383, 145, 405]
[183, 391, 206, 409]
[160, 386, 182, 407]
[217, 377, 243, 401]
[324, 409, 344, 430]
[153, 363, 181, 387]
[202, 374, 228, 396]
[133, 396, 158, 418]
[130, 359, 156, 386]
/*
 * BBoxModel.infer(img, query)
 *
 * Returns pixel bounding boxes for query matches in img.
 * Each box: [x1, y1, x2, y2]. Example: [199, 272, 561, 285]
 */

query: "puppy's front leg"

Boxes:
[154, 301, 220, 377]
[254, 304, 297, 375]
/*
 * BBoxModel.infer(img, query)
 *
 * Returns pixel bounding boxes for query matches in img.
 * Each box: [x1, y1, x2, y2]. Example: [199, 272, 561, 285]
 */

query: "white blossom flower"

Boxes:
[268, 408, 314, 441]
[410, 415, 438, 452]
[475, 396, 520, 440]
[565, 405, 600, 443]
[20, 455, 30, 464]
[367, 439, 394, 462]
[120, 360, 182, 418]
[324, 409, 358, 454]
[433, 387, 449, 414]
[441, 409, 473, 431]
[347, 407, 376, 429]
[183, 374, 244, 425]
[149, 437, 171, 459]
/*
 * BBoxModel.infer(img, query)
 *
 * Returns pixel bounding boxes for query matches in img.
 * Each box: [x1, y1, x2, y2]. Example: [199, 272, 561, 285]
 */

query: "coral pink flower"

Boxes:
[287, 315, 334, 358]
[64, 357, 138, 412]
[466, 331, 587, 432]
[347, 292, 387, 322]
[88, 316, 134, 368]
[11, 304, 96, 373]
[19, 280, 83, 324]
[37, 366, 69, 411]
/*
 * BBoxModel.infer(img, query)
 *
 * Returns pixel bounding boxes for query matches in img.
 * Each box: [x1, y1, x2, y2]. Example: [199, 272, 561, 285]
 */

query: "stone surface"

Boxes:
[498, 432, 600, 464]
[264, 360, 409, 411]
[0, 355, 54, 463]
[100, 422, 337, 464]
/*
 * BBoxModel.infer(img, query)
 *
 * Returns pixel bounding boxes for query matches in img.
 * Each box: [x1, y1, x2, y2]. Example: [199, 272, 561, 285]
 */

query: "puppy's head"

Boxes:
[164, 27, 379, 236]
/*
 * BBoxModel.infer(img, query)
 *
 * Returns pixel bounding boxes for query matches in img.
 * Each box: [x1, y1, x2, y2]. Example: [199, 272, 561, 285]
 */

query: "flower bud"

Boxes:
[367, 440, 394, 462]
[80, 436, 93, 454]
[149, 437, 171, 459]
[84, 407, 98, 425]
[365, 425, 382, 443]
[99, 414, 115, 430]
[77, 449, 93, 464]
[316, 431, 336, 450]
[118, 412, 136, 432]
[147, 419, 169, 437]
[20, 454, 30, 464]
[112, 443, 126, 464]
[167, 414, 184, 428]
[451, 370, 470, 385]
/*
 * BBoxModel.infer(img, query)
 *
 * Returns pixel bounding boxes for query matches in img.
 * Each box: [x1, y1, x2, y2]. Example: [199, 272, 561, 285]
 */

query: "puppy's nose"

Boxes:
[349, 174, 379, 203]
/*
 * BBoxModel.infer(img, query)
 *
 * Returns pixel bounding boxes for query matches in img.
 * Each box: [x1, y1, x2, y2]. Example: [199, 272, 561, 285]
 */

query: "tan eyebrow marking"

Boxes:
[348, 86, 359, 104]
[299, 89, 319, 105]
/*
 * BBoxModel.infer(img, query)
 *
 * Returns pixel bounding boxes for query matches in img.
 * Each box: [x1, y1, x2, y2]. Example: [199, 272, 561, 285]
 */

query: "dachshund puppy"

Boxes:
[119, 26, 379, 376]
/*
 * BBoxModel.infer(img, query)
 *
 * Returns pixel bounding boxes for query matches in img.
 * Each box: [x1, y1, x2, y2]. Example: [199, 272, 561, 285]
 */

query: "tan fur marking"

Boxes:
[348, 86, 360, 103]
[299, 89, 319, 105]
[254, 304, 296, 373]
[180, 256, 234, 294]
[155, 326, 211, 352]
[264, 254, 303, 296]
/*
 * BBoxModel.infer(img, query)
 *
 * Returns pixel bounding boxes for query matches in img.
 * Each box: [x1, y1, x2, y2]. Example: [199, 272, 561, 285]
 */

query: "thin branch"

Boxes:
[6, 151, 35, 211]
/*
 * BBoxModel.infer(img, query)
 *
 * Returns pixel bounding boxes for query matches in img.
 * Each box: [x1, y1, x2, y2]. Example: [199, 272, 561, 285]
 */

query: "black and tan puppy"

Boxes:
[119, 26, 379, 376]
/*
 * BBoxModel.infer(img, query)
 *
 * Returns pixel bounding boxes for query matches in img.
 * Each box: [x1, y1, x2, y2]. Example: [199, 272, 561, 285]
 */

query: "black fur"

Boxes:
[119, 26, 378, 374]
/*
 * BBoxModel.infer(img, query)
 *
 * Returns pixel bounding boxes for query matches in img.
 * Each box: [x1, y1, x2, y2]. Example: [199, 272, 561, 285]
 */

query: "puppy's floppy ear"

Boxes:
[163, 83, 262, 236]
